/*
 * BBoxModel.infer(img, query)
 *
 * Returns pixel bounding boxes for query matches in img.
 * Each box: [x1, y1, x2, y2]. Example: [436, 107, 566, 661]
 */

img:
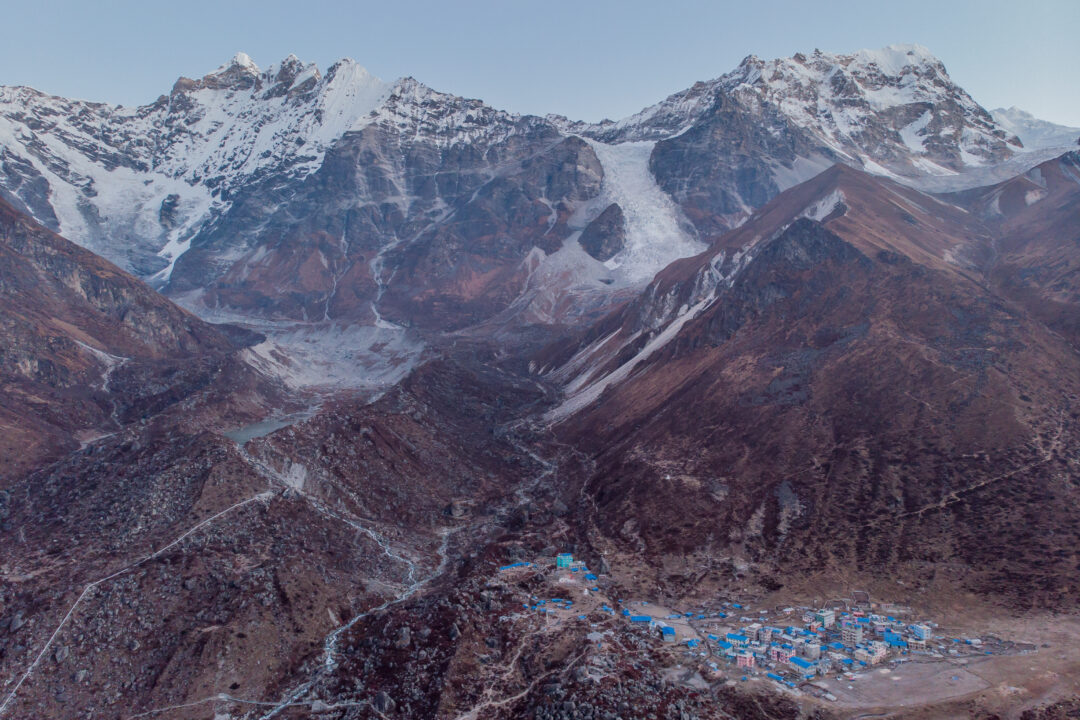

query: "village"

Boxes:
[494, 553, 1039, 708]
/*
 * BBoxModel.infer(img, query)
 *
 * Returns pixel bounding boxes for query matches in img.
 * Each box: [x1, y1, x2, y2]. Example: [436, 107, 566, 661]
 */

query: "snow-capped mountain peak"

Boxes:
[190, 50, 264, 90]
[844, 42, 940, 75]
[0, 43, 1070, 338]
[574, 43, 1019, 187]
[991, 106, 1080, 151]
[728, 44, 1015, 161]
[218, 50, 259, 73]
[0, 52, 397, 276]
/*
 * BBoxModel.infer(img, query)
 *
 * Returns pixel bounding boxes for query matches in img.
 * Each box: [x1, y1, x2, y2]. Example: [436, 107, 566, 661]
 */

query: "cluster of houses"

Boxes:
[504, 553, 604, 617]
[688, 607, 937, 681]
[496, 553, 1005, 695]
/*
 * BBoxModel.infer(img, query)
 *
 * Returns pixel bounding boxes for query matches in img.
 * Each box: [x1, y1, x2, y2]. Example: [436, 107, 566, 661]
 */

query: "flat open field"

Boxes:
[815, 660, 989, 708]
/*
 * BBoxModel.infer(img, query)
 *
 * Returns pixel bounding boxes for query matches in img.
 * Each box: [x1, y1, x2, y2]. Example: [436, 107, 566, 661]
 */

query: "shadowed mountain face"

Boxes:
[0, 198, 275, 479]
[947, 151, 1080, 343]
[539, 167, 1080, 609]
[0, 46, 1041, 334]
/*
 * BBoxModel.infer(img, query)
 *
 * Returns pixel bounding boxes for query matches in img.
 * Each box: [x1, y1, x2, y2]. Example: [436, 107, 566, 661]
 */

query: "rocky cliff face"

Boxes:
[578, 203, 626, 261]
[0, 197, 275, 480]
[0, 46, 1041, 335]
[175, 118, 603, 329]
[537, 165, 1080, 609]
[565, 44, 1024, 235]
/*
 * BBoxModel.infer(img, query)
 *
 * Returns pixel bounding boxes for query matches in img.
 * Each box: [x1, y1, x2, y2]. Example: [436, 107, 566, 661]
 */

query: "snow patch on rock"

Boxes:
[579, 139, 704, 284]
[800, 190, 846, 221]
[547, 293, 713, 421]
[992, 107, 1080, 151]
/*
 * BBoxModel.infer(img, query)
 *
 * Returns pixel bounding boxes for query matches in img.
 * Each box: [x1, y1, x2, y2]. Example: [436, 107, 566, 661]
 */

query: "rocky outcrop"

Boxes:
[578, 203, 626, 261]
[648, 90, 829, 235]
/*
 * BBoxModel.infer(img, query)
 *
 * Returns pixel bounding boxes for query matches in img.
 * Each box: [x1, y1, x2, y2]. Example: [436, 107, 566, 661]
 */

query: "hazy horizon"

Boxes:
[3, 0, 1078, 126]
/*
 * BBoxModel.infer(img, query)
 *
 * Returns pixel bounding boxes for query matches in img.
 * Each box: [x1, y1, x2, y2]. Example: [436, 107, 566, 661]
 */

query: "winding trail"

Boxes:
[0, 491, 274, 717]
[235, 421, 562, 719]
[451, 648, 588, 720]
[236, 444, 422, 589]
[443, 424, 600, 720]
[226, 442, 461, 719]
[127, 692, 388, 719]
[5, 411, 563, 719]
[898, 415, 1064, 518]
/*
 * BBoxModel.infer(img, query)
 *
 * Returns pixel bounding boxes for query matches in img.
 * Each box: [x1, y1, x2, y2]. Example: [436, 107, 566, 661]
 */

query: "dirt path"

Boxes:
[899, 414, 1064, 518]
[234, 423, 561, 719]
[0, 491, 274, 717]
[452, 646, 588, 720]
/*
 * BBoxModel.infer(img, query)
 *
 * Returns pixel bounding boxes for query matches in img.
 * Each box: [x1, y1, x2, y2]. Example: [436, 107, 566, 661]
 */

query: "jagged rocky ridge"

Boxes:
[536, 162, 1080, 608]
[0, 45, 1056, 335]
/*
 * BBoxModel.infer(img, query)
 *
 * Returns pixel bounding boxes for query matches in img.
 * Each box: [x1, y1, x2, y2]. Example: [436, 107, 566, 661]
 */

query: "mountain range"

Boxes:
[1, 43, 1079, 719]
[3, 45, 1075, 336]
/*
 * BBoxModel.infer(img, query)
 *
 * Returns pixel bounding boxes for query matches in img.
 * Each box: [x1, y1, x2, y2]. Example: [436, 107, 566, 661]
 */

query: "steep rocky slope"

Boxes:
[0, 197, 273, 480]
[538, 165, 1080, 609]
[948, 150, 1080, 344]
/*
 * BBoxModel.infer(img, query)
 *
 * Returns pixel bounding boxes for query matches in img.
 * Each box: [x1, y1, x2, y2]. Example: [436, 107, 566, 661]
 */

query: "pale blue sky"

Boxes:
[2, 0, 1078, 125]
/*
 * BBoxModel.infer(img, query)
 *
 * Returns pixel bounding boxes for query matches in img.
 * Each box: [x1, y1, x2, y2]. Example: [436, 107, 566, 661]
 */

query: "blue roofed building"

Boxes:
[883, 629, 908, 647]
[790, 656, 816, 678]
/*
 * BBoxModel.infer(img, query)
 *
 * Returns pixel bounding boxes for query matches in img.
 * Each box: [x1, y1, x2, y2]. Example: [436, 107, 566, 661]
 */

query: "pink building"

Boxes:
[737, 652, 755, 669]
[771, 646, 794, 663]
